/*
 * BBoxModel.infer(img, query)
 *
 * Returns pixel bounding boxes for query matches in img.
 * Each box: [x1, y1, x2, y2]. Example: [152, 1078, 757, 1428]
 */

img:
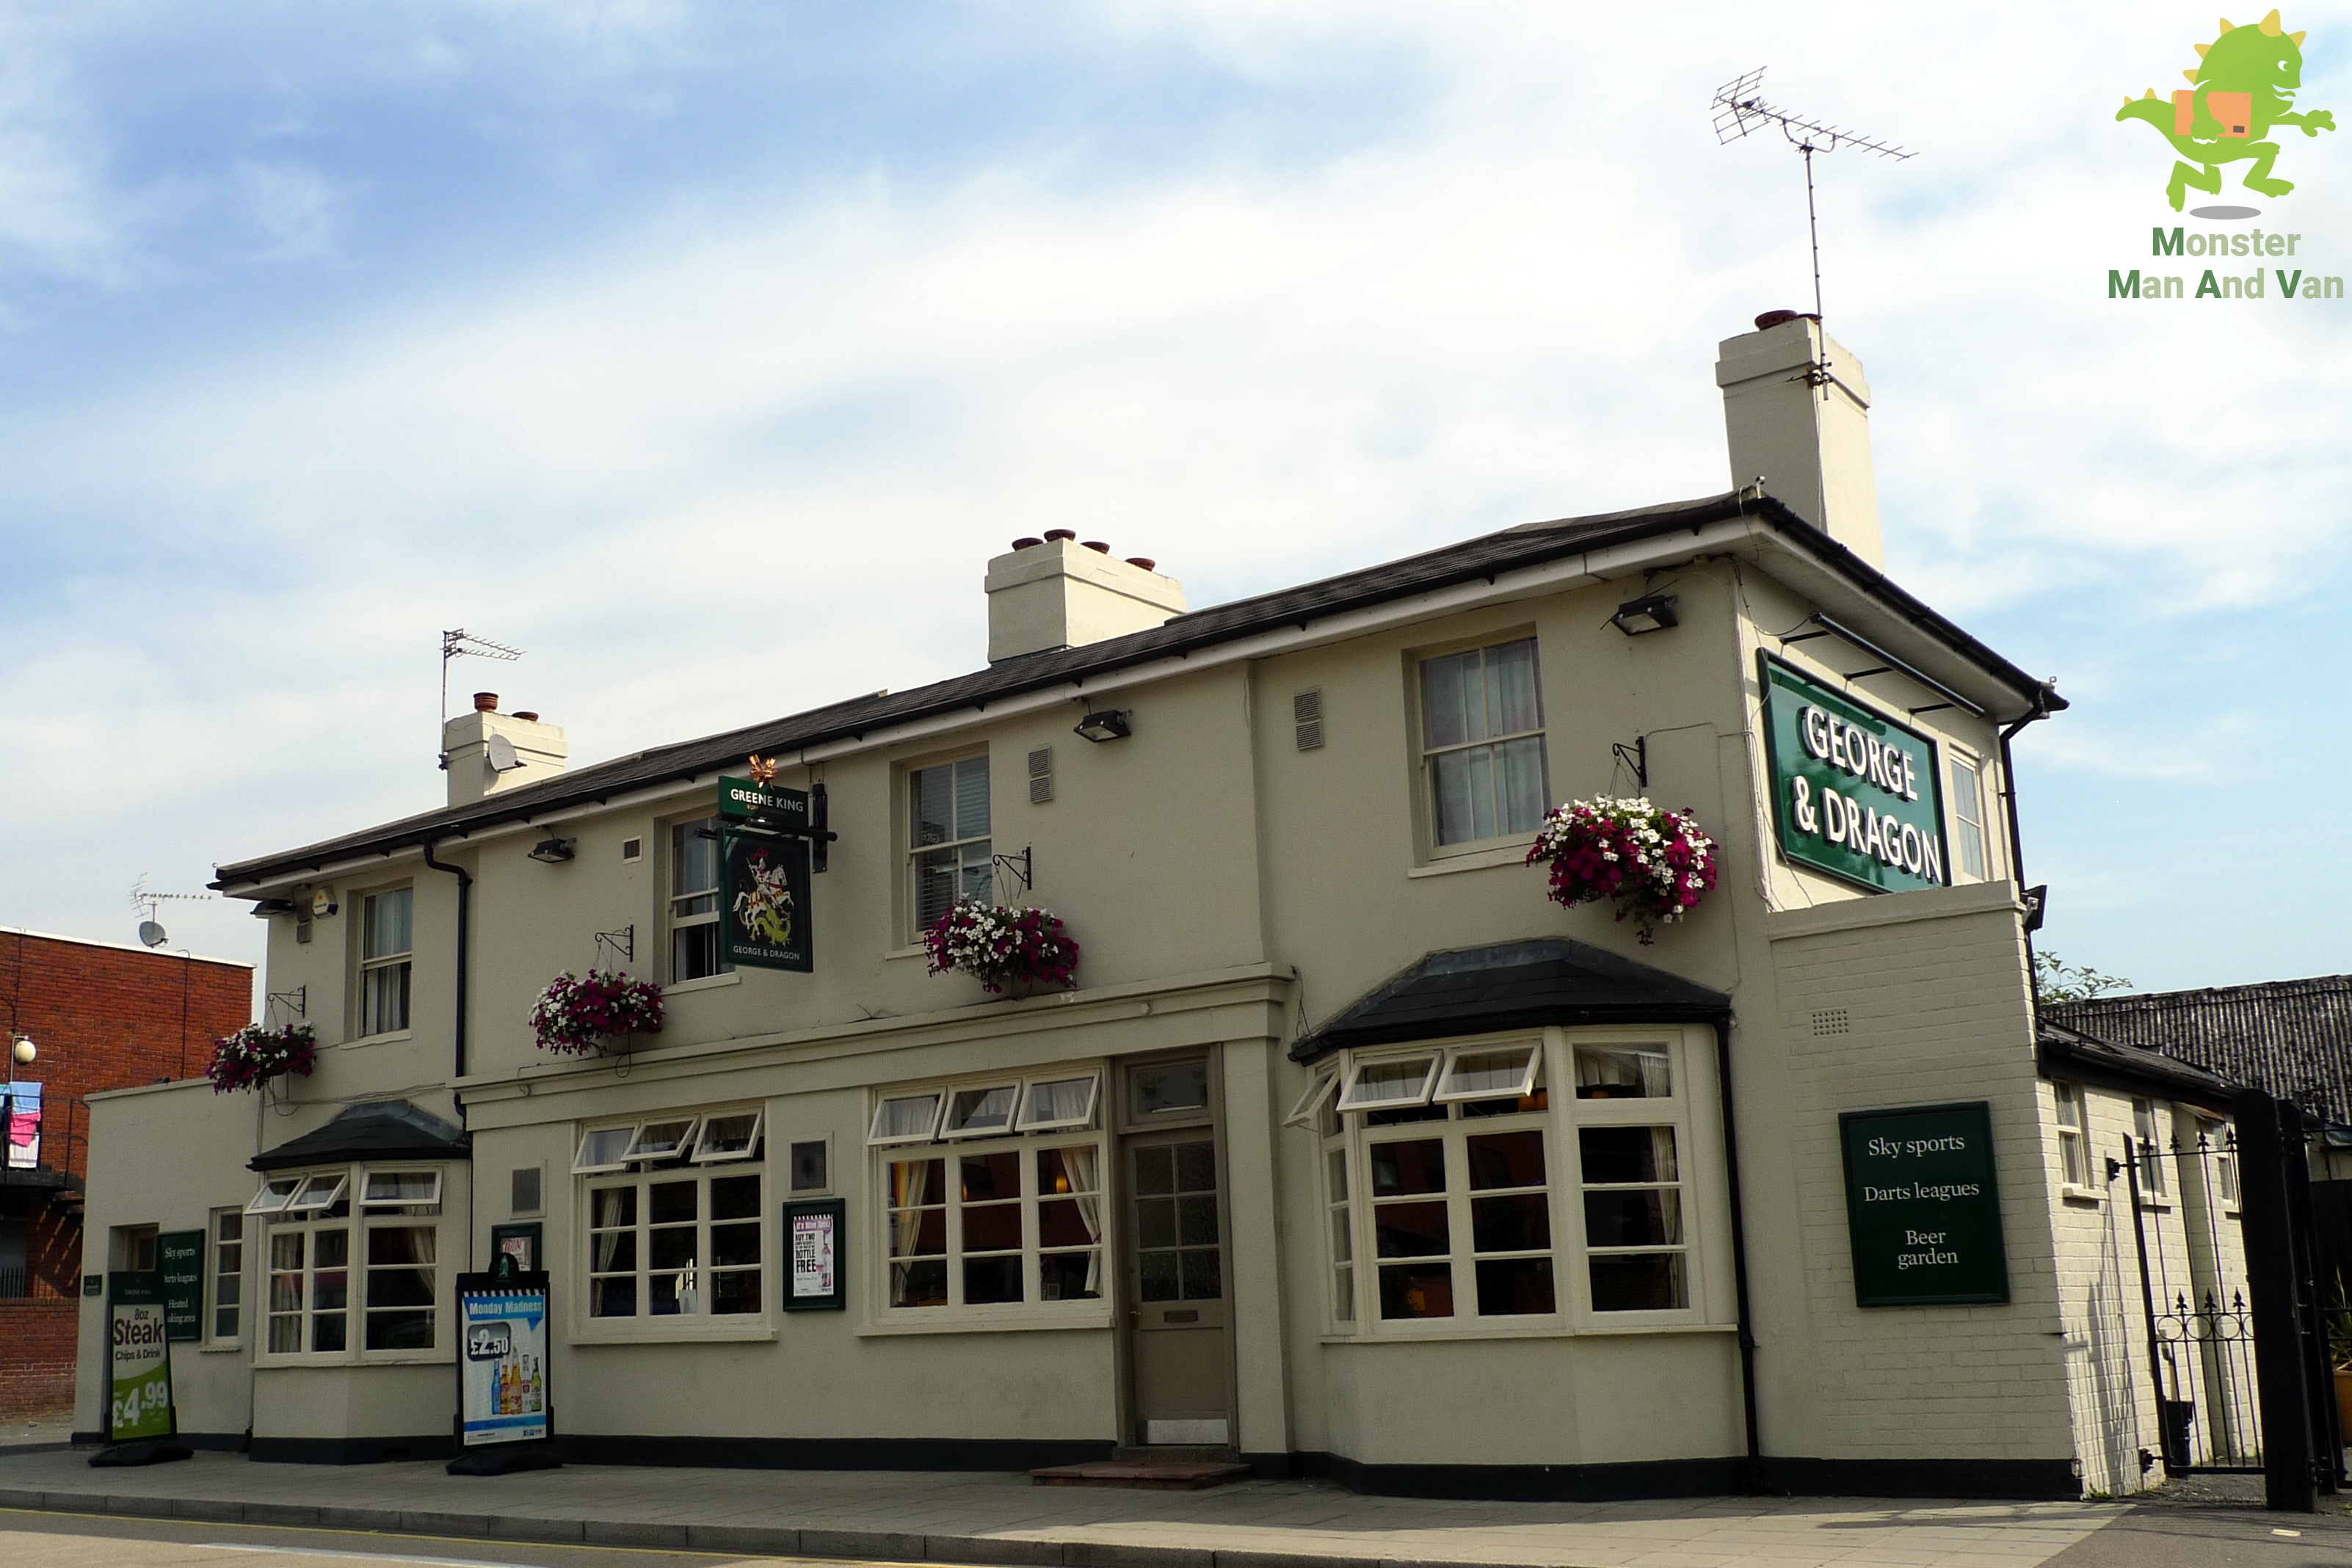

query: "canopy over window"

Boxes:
[249, 1100, 470, 1173]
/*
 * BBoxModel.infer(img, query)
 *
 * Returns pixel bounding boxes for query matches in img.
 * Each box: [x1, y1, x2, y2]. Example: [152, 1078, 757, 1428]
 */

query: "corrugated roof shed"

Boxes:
[2046, 974, 2352, 1126]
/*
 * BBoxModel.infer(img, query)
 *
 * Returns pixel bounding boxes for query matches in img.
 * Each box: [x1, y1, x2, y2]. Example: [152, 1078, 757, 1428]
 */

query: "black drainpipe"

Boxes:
[419, 842, 471, 1081]
[1997, 680, 2058, 1004]
[1710, 1006, 1764, 1489]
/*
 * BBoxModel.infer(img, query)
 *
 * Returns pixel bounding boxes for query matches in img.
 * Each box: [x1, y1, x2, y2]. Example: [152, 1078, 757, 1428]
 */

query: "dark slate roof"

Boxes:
[2036, 1017, 2242, 1114]
[215, 489, 2061, 889]
[1289, 938, 1732, 1063]
[250, 1100, 471, 1172]
[2046, 975, 2352, 1126]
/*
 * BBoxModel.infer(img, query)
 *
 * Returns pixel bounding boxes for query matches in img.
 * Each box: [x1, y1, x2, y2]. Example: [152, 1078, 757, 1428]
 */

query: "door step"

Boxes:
[1111, 1444, 1241, 1464]
[1031, 1459, 1252, 1490]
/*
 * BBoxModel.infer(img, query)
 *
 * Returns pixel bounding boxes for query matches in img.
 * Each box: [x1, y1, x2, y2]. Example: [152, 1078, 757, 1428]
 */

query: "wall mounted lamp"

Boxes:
[527, 834, 578, 864]
[1609, 593, 1680, 636]
[10, 1035, 34, 1067]
[1073, 709, 1133, 743]
[250, 898, 298, 918]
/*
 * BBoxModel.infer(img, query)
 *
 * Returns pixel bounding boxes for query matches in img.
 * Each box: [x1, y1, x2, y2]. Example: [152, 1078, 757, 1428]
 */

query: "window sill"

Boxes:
[254, 1350, 452, 1369]
[343, 1029, 413, 1048]
[1320, 1321, 1733, 1345]
[1407, 841, 1536, 879]
[2138, 1197, 2174, 1212]
[858, 1309, 1114, 1337]
[200, 1342, 247, 1354]
[883, 944, 928, 962]
[2060, 1185, 2105, 1205]
[571, 1319, 778, 1346]
[664, 973, 742, 995]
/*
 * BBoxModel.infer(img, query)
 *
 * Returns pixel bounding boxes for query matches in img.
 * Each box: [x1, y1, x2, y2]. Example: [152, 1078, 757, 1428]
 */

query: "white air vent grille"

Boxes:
[620, 837, 643, 863]
[1293, 689, 1324, 750]
[511, 1165, 542, 1216]
[1810, 1008, 1850, 1037]
[1028, 747, 1054, 804]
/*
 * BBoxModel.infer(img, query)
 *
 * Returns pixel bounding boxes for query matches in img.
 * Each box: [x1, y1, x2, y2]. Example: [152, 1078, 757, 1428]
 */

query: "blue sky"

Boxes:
[2, 1, 2348, 999]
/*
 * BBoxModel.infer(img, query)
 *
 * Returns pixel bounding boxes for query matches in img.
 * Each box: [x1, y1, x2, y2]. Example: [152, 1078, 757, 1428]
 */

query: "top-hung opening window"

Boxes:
[1419, 637, 1549, 847]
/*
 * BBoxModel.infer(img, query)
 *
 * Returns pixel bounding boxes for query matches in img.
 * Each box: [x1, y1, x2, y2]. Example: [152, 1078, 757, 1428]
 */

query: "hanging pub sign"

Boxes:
[107, 1272, 178, 1443]
[457, 1270, 551, 1448]
[1838, 1101, 2010, 1307]
[159, 1230, 205, 1343]
[1759, 653, 1949, 894]
[718, 774, 815, 973]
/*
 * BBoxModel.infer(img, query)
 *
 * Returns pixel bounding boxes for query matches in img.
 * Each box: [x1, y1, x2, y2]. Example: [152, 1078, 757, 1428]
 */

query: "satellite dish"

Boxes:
[486, 733, 524, 773]
[138, 920, 168, 948]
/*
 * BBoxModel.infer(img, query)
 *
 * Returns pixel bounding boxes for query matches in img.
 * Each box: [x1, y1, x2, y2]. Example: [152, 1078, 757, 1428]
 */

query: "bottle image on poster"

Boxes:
[459, 1279, 550, 1446]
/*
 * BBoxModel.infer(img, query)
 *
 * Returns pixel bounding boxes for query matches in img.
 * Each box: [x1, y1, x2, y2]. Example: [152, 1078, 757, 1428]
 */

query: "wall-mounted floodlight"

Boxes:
[1610, 594, 1680, 636]
[1074, 710, 1133, 743]
[527, 834, 577, 864]
[250, 898, 299, 918]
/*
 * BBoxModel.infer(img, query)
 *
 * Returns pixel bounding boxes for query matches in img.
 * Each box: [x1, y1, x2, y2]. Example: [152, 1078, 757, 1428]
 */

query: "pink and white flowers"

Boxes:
[208, 1023, 319, 1094]
[1525, 796, 1719, 944]
[923, 901, 1081, 994]
[529, 970, 666, 1056]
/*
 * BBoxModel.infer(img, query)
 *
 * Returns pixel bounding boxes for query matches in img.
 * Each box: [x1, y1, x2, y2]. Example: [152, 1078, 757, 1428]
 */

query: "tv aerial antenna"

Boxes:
[1712, 68, 1913, 324]
[439, 628, 524, 771]
[129, 874, 214, 948]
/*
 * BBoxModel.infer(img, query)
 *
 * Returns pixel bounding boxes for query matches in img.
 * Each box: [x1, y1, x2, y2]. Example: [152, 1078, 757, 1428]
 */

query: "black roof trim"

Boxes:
[249, 1100, 471, 1173]
[1289, 938, 1732, 1064]
[2036, 1018, 2241, 1115]
[214, 490, 2056, 889]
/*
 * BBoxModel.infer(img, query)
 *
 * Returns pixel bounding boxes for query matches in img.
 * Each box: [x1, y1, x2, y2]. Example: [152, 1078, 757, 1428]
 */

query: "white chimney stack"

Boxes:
[984, 534, 1186, 663]
[1716, 312, 1884, 567]
[442, 693, 567, 807]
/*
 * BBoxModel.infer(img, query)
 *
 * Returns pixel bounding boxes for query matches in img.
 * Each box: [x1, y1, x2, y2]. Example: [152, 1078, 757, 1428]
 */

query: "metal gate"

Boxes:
[2127, 1087, 2344, 1509]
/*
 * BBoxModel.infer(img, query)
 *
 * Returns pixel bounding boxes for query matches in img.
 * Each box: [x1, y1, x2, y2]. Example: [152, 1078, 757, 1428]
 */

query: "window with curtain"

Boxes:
[669, 818, 732, 982]
[1321, 1034, 1706, 1333]
[257, 1164, 445, 1359]
[359, 888, 413, 1035]
[587, 1168, 764, 1320]
[1418, 636, 1549, 847]
[909, 755, 992, 935]
[870, 1071, 1106, 1321]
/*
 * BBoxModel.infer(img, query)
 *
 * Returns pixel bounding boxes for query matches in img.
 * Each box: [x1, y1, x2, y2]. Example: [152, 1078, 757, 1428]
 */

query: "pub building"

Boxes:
[76, 313, 2232, 1499]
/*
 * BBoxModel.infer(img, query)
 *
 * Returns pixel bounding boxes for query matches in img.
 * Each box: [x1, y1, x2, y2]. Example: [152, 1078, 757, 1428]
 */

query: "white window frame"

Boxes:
[573, 1125, 639, 1175]
[2133, 1099, 2171, 1200]
[1016, 1075, 1101, 1133]
[1335, 1051, 1440, 1114]
[868, 1092, 946, 1147]
[245, 1175, 303, 1216]
[2053, 1081, 2091, 1193]
[357, 886, 414, 1037]
[1415, 634, 1550, 852]
[907, 753, 993, 940]
[623, 1116, 703, 1164]
[583, 1162, 768, 1330]
[1433, 1042, 1542, 1104]
[1951, 755, 1989, 881]
[692, 1110, 763, 1164]
[942, 1083, 1020, 1139]
[257, 1164, 447, 1366]
[1319, 1029, 1715, 1339]
[667, 816, 732, 984]
[208, 1208, 246, 1346]
[360, 1169, 443, 1209]
[868, 1072, 1110, 1329]
[1284, 1067, 1339, 1130]
[283, 1172, 349, 1216]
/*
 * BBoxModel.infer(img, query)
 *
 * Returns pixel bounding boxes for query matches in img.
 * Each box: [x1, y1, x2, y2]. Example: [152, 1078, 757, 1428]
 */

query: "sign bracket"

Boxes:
[593, 926, 634, 967]
[1610, 737, 1649, 790]
[992, 846, 1034, 895]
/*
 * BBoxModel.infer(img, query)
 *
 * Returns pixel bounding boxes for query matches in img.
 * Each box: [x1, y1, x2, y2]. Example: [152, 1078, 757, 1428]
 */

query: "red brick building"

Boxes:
[3, 928, 252, 1421]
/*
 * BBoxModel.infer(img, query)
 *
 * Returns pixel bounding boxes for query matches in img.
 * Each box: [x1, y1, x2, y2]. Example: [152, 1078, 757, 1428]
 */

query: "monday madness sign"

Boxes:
[1760, 655, 1949, 894]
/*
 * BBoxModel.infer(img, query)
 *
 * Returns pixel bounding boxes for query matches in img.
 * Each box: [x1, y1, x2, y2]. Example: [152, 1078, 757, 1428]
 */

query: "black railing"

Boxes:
[0, 1265, 30, 1300]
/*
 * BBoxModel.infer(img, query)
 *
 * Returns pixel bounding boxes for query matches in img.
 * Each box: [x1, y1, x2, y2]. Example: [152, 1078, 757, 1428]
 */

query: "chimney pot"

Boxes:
[1717, 315, 1881, 566]
[512, 711, 540, 722]
[1012, 537, 1044, 550]
[1125, 557, 1157, 572]
[1754, 309, 1815, 330]
[1080, 540, 1110, 553]
[1043, 529, 1077, 541]
[473, 692, 499, 712]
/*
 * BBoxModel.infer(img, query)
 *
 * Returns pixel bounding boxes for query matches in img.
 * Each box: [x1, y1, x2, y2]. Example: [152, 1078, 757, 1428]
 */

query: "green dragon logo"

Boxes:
[2117, 10, 2334, 209]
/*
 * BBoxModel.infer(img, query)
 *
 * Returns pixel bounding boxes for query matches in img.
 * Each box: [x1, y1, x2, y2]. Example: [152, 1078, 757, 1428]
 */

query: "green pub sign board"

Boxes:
[107, 1272, 178, 1442]
[1759, 654, 1950, 895]
[717, 777, 813, 973]
[159, 1230, 205, 1342]
[1838, 1102, 2010, 1307]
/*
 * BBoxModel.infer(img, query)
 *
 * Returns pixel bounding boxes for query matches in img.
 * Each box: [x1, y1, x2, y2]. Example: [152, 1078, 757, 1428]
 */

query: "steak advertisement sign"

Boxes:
[1760, 655, 1949, 894]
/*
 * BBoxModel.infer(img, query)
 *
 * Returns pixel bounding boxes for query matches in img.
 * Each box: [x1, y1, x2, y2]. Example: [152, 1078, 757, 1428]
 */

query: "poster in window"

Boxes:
[490, 1222, 542, 1277]
[784, 1199, 846, 1310]
[106, 1272, 178, 1443]
[719, 830, 813, 973]
[456, 1271, 551, 1446]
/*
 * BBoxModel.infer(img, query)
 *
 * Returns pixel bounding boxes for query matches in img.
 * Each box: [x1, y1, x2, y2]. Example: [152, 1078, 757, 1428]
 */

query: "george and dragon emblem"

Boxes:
[2118, 10, 2334, 209]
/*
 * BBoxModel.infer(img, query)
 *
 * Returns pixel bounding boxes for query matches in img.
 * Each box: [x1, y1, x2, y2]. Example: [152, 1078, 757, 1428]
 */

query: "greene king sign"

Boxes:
[1760, 655, 1949, 894]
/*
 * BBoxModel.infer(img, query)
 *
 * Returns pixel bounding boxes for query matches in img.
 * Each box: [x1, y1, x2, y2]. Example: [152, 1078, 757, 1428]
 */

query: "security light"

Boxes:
[250, 898, 298, 917]
[527, 834, 577, 864]
[1610, 594, 1680, 636]
[1073, 709, 1133, 743]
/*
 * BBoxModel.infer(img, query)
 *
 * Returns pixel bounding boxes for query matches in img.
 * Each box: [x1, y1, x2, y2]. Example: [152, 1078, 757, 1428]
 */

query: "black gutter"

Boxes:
[1711, 1008, 1764, 1488]
[1998, 681, 2060, 1001]
[418, 842, 471, 1081]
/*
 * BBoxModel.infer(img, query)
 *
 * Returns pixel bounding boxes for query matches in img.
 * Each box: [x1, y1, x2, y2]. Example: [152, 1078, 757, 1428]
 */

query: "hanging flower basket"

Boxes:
[1525, 795, 1720, 944]
[530, 969, 666, 1056]
[208, 1023, 319, 1095]
[922, 901, 1081, 995]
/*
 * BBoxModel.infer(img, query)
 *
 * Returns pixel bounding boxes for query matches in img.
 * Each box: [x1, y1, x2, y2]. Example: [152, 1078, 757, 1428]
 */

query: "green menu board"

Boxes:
[1838, 1102, 2010, 1307]
[159, 1230, 205, 1343]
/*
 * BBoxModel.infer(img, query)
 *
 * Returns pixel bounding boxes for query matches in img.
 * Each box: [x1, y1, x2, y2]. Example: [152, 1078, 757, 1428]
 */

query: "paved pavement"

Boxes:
[0, 1445, 2132, 1568]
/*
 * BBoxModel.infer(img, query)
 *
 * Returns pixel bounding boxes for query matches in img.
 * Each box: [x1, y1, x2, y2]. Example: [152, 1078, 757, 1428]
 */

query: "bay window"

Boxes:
[253, 1164, 446, 1360]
